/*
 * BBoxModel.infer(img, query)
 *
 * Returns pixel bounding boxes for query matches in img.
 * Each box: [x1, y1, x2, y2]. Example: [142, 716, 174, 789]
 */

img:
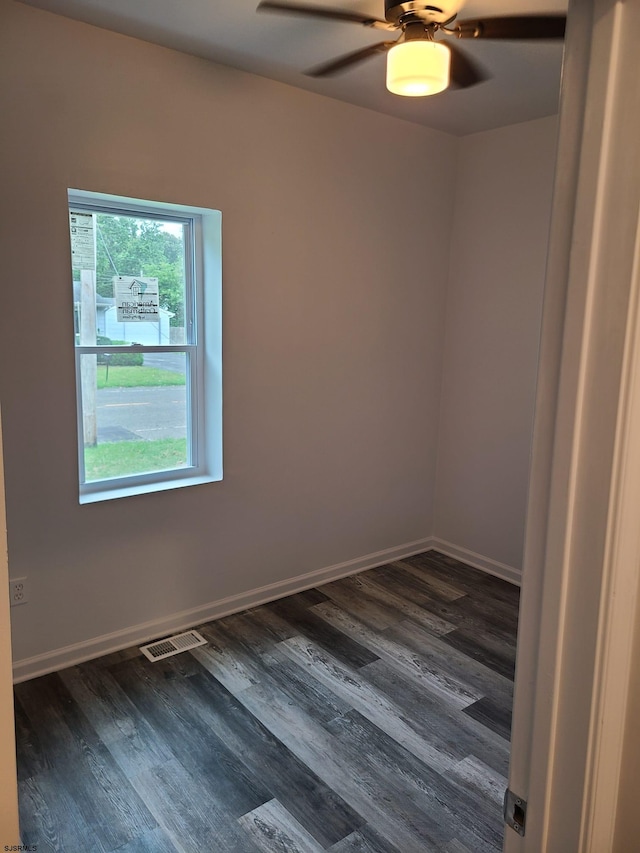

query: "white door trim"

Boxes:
[0, 407, 20, 844]
[506, 0, 640, 850]
[582, 206, 640, 851]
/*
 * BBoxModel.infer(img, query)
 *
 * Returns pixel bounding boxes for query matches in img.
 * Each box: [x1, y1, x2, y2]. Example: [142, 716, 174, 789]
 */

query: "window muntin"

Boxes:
[69, 194, 207, 499]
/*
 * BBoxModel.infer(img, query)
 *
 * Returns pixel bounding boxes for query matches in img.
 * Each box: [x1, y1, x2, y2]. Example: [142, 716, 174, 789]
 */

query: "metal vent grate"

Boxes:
[140, 630, 207, 662]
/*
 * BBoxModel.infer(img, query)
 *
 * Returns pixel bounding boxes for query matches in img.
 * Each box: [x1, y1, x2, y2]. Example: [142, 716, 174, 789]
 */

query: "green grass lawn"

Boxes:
[97, 366, 185, 389]
[84, 438, 187, 481]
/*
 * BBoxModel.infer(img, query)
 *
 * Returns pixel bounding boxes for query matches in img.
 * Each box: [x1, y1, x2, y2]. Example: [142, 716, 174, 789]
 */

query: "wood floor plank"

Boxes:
[217, 607, 297, 654]
[372, 569, 501, 649]
[18, 773, 107, 853]
[278, 634, 458, 774]
[264, 650, 354, 725]
[111, 826, 179, 853]
[92, 646, 144, 669]
[359, 658, 510, 777]
[238, 798, 325, 853]
[200, 610, 355, 727]
[319, 576, 405, 630]
[328, 825, 402, 853]
[15, 676, 157, 851]
[277, 587, 331, 608]
[367, 563, 451, 607]
[443, 840, 475, 853]
[390, 559, 468, 600]
[367, 566, 518, 658]
[384, 618, 514, 709]
[312, 602, 483, 709]
[132, 758, 263, 853]
[444, 755, 507, 812]
[324, 711, 457, 849]
[387, 556, 519, 648]
[171, 668, 364, 847]
[108, 655, 272, 819]
[463, 696, 513, 740]
[15, 550, 516, 853]
[348, 573, 457, 636]
[14, 698, 50, 782]
[372, 563, 518, 652]
[326, 710, 504, 852]
[367, 564, 498, 639]
[441, 627, 516, 680]
[266, 596, 380, 669]
[190, 624, 262, 691]
[236, 677, 451, 852]
[452, 593, 519, 640]
[414, 552, 520, 606]
[58, 662, 174, 776]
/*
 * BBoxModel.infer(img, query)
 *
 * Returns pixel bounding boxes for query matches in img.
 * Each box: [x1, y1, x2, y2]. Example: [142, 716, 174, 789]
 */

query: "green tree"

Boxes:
[93, 215, 185, 326]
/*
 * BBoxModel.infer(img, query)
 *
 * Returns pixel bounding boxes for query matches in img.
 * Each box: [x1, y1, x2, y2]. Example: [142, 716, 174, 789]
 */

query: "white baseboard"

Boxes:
[430, 537, 522, 587]
[12, 535, 521, 682]
[13, 536, 435, 683]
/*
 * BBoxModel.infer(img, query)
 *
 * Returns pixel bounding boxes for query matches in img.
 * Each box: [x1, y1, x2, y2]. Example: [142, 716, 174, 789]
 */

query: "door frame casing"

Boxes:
[0, 407, 20, 844]
[506, 0, 640, 850]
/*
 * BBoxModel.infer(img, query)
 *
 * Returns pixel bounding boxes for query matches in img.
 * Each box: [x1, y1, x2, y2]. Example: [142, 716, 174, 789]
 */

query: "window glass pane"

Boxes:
[79, 352, 189, 482]
[71, 211, 187, 346]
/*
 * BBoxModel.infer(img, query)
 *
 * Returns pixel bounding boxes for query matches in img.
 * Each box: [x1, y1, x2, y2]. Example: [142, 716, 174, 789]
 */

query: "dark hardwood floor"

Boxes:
[14, 550, 519, 852]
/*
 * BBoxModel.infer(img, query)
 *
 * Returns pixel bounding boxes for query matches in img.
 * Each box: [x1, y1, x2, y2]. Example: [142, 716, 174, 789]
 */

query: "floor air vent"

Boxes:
[140, 630, 207, 662]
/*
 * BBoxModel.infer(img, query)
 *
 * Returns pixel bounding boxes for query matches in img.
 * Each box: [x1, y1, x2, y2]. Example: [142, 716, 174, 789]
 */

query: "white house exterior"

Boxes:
[103, 305, 173, 345]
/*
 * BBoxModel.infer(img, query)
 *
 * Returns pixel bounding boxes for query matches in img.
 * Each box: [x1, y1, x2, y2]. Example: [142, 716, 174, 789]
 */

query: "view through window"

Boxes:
[69, 193, 208, 499]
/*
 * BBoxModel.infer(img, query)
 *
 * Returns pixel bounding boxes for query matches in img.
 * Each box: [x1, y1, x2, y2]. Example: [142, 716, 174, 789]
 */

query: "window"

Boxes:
[68, 190, 222, 502]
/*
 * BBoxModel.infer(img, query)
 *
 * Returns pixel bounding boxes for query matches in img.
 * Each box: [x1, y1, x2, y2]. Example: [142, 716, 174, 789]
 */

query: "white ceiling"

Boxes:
[18, 0, 568, 135]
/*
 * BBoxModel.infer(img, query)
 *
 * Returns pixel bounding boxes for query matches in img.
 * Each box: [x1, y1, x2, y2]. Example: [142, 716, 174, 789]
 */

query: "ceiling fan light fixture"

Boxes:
[386, 40, 450, 96]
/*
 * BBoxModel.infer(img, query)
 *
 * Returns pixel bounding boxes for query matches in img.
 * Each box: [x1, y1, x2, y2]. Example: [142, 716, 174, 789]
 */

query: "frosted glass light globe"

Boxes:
[386, 40, 450, 97]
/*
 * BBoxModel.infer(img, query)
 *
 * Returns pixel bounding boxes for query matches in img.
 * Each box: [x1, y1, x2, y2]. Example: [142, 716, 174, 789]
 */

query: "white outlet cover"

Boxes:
[9, 577, 28, 606]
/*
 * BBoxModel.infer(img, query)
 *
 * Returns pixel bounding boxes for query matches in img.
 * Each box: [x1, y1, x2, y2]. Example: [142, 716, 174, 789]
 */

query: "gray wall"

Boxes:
[0, 1, 455, 662]
[434, 116, 558, 569]
[0, 2, 559, 666]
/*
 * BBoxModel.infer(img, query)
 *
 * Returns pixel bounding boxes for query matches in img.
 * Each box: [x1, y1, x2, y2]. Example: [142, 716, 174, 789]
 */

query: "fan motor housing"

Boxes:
[384, 1, 446, 25]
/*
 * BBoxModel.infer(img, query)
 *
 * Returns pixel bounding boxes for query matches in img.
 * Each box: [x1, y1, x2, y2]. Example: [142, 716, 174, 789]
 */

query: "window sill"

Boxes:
[79, 473, 220, 504]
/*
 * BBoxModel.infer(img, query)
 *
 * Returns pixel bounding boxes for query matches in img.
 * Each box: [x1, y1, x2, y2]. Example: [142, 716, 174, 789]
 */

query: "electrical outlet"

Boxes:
[9, 577, 28, 606]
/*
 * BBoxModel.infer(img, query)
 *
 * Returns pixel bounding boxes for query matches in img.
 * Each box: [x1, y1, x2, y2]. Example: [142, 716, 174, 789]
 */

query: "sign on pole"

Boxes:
[69, 210, 98, 447]
[114, 276, 160, 322]
[69, 211, 96, 270]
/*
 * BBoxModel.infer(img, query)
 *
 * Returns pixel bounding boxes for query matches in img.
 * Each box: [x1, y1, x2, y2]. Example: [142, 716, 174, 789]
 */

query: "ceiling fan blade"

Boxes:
[305, 40, 395, 77]
[453, 15, 566, 40]
[446, 43, 489, 89]
[257, 2, 395, 31]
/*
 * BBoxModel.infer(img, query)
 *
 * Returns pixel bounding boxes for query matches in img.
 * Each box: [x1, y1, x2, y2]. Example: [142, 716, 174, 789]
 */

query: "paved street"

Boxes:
[96, 385, 186, 442]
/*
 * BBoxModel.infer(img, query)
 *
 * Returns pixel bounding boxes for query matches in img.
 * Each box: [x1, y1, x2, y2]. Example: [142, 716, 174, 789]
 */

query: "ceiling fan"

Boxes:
[257, 1, 565, 97]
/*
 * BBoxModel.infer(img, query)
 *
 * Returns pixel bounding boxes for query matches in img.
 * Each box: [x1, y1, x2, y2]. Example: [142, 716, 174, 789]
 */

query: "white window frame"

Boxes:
[68, 190, 222, 503]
